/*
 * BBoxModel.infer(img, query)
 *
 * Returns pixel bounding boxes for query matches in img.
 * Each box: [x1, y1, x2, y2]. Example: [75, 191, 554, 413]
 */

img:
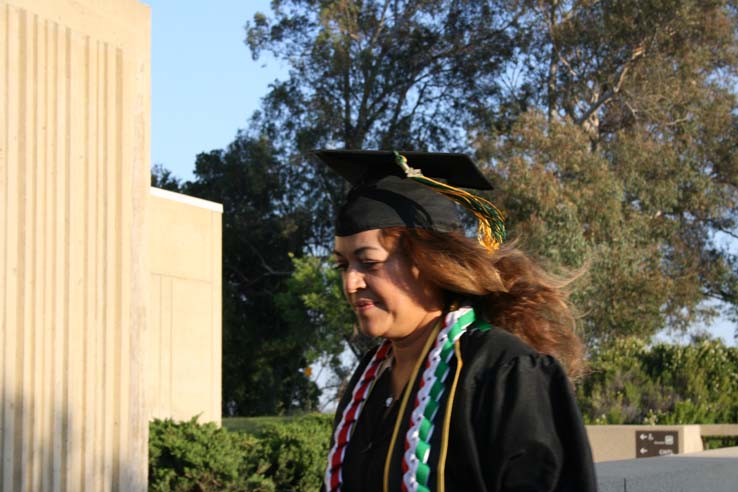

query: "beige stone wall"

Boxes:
[586, 425, 704, 462]
[700, 424, 738, 437]
[147, 188, 222, 424]
[0, 0, 150, 490]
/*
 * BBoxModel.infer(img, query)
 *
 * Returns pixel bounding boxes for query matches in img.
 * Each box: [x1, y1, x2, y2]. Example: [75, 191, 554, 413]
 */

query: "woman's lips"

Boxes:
[353, 300, 376, 313]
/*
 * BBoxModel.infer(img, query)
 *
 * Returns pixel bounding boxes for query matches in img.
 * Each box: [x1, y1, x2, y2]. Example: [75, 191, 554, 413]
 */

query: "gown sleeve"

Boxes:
[475, 353, 597, 492]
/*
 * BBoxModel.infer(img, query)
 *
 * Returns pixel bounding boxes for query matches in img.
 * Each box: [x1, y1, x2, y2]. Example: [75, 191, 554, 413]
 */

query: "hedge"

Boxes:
[576, 338, 738, 425]
[149, 414, 332, 492]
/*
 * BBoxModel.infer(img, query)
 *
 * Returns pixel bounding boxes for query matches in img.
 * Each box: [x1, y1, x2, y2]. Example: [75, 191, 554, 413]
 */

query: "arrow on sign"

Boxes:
[640, 448, 648, 455]
[639, 433, 647, 440]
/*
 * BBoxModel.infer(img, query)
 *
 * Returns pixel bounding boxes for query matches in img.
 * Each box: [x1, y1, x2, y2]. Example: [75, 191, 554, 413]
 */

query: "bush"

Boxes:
[256, 414, 332, 492]
[149, 417, 273, 492]
[577, 338, 738, 425]
[149, 414, 333, 492]
[704, 436, 738, 450]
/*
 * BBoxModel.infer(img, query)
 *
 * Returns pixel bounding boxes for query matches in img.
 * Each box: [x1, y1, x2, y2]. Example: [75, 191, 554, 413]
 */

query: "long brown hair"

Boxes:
[380, 227, 586, 378]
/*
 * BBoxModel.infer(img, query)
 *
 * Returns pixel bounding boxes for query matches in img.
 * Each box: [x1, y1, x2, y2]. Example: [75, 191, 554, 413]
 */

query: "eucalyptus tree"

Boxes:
[478, 0, 738, 343]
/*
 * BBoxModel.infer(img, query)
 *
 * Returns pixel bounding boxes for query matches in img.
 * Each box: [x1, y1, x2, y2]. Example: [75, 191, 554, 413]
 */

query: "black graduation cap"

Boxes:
[313, 150, 493, 190]
[312, 150, 505, 250]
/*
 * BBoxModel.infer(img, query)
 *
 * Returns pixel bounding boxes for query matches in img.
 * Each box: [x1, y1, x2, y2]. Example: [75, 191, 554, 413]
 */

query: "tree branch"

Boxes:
[574, 44, 645, 127]
[546, 0, 559, 120]
[238, 235, 293, 277]
[713, 226, 738, 241]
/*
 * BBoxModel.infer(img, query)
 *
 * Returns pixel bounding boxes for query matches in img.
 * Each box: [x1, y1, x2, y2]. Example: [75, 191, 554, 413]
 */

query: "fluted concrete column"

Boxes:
[0, 0, 150, 490]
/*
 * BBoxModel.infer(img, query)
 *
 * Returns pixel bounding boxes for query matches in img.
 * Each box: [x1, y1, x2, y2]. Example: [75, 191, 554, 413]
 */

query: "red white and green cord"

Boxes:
[325, 339, 393, 492]
[401, 307, 475, 492]
[324, 307, 480, 492]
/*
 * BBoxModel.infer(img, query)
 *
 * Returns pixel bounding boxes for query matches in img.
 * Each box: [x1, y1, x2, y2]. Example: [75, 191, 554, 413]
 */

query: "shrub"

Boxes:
[149, 417, 274, 492]
[256, 414, 332, 492]
[577, 338, 738, 425]
[149, 414, 333, 492]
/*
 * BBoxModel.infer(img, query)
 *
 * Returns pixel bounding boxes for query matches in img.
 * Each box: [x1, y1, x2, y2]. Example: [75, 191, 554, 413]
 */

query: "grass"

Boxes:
[222, 414, 331, 435]
[222, 416, 292, 434]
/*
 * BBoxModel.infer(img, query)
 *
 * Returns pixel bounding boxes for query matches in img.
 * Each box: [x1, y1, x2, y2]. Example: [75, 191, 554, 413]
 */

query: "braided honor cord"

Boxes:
[401, 307, 476, 492]
[326, 307, 479, 492]
[324, 340, 392, 492]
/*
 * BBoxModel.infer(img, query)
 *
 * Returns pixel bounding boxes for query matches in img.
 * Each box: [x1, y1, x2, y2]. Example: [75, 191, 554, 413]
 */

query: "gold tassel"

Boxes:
[394, 152, 506, 252]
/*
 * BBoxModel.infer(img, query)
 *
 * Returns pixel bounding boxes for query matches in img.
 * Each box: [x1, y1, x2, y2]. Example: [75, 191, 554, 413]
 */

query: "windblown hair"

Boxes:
[380, 227, 586, 379]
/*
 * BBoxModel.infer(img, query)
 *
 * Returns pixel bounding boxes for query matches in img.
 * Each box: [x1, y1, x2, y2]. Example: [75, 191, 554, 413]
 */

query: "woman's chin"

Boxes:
[356, 319, 389, 339]
[357, 325, 382, 339]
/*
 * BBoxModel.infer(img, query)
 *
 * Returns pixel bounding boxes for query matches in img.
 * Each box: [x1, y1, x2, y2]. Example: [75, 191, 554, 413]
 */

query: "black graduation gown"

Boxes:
[330, 326, 597, 492]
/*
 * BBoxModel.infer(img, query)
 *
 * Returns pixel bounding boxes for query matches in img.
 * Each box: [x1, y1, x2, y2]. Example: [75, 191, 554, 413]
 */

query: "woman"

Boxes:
[315, 150, 597, 492]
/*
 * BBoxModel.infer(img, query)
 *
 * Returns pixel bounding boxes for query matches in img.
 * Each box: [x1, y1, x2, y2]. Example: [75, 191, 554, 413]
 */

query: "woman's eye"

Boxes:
[332, 260, 383, 271]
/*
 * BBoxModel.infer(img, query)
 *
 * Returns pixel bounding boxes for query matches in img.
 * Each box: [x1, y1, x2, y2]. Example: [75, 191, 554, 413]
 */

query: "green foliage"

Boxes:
[255, 414, 333, 492]
[577, 338, 738, 424]
[149, 416, 332, 492]
[182, 137, 321, 415]
[275, 254, 376, 403]
[148, 417, 274, 492]
[704, 436, 738, 450]
[151, 163, 183, 192]
[477, 0, 738, 344]
[486, 112, 685, 343]
[243, 0, 738, 356]
[247, 0, 519, 150]
[274, 254, 354, 363]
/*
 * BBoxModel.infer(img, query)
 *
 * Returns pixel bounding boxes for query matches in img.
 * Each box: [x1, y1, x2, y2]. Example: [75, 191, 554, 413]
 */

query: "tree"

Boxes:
[182, 135, 321, 415]
[245, 0, 526, 247]
[274, 254, 361, 406]
[249, 0, 738, 349]
[151, 163, 183, 192]
[206, 0, 738, 412]
[247, 0, 521, 151]
[476, 0, 738, 344]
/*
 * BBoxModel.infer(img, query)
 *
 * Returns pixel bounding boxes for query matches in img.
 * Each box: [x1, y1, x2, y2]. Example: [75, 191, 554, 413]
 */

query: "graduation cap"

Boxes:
[312, 150, 506, 252]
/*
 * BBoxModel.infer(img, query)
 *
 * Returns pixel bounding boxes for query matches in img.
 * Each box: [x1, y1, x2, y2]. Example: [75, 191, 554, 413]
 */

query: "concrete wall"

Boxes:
[587, 425, 704, 462]
[0, 0, 150, 490]
[700, 424, 738, 437]
[147, 188, 222, 424]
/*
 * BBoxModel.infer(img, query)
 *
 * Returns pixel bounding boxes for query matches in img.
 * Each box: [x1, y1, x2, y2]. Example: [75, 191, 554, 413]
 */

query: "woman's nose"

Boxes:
[343, 267, 366, 293]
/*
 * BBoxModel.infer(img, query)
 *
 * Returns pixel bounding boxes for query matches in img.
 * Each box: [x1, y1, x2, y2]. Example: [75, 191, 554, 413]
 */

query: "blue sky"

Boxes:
[145, 0, 284, 182]
[144, 1, 735, 345]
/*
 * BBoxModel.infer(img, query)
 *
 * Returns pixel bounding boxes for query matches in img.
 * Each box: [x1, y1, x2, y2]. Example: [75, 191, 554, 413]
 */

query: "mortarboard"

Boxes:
[312, 150, 505, 252]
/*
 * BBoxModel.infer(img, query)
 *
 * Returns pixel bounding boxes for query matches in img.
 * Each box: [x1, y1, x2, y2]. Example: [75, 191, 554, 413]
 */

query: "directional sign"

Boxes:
[635, 430, 679, 458]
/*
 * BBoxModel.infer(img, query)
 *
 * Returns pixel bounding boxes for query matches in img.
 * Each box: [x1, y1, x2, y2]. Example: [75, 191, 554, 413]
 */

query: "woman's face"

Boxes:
[333, 229, 444, 340]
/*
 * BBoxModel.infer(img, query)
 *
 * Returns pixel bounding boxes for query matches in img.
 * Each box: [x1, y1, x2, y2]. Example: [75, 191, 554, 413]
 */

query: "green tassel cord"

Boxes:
[394, 151, 506, 252]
